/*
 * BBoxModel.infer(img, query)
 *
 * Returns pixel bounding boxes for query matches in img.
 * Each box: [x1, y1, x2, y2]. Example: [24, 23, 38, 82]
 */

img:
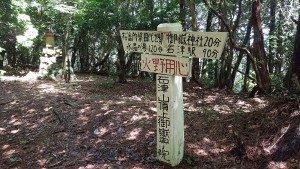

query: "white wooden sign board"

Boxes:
[156, 74, 184, 165]
[120, 30, 228, 59]
[141, 54, 192, 77]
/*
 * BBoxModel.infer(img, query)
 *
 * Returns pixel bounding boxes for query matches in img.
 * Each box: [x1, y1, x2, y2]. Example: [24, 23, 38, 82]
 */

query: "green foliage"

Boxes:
[200, 76, 215, 86]
[184, 156, 193, 165]
[9, 157, 18, 163]
[93, 77, 115, 89]
[270, 73, 285, 92]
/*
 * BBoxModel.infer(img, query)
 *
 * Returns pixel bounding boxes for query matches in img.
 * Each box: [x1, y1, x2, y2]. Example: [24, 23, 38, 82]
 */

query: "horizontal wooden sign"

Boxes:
[120, 30, 228, 59]
[141, 54, 192, 77]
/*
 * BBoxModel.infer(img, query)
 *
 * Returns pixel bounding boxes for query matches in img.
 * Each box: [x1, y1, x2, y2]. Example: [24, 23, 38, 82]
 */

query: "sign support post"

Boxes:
[156, 23, 184, 166]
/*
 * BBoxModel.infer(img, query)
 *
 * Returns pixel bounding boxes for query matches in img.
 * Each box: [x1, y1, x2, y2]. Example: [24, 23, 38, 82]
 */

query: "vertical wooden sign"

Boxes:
[156, 74, 184, 166]
[156, 23, 184, 166]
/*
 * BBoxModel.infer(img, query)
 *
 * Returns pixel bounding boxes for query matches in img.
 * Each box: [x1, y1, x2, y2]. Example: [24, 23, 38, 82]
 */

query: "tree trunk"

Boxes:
[275, 1, 284, 74]
[202, 11, 213, 77]
[117, 46, 127, 83]
[268, 0, 277, 74]
[250, 0, 271, 94]
[5, 31, 17, 67]
[218, 0, 228, 89]
[284, 9, 300, 89]
[229, 20, 252, 89]
[0, 50, 5, 69]
[242, 56, 251, 92]
[116, 45, 135, 83]
[180, 0, 187, 31]
[71, 34, 81, 69]
[189, 0, 200, 82]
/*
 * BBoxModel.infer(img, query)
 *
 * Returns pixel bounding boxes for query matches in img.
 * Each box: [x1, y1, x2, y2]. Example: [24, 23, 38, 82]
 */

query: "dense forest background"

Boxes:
[0, 0, 300, 95]
[1, 1, 300, 168]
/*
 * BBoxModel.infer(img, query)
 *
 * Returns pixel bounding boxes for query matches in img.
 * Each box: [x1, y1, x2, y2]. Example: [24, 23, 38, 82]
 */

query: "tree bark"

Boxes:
[268, 0, 277, 74]
[229, 20, 252, 89]
[180, 0, 187, 31]
[188, 0, 200, 82]
[284, 8, 300, 89]
[116, 45, 135, 83]
[250, 0, 271, 95]
[242, 56, 251, 92]
[5, 30, 17, 67]
[202, 10, 213, 77]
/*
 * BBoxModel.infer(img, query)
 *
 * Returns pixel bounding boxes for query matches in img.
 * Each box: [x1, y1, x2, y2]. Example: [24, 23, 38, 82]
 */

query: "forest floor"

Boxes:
[0, 73, 300, 169]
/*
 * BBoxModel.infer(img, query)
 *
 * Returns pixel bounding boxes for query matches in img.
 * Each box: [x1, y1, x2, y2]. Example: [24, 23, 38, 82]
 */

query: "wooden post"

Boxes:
[156, 23, 184, 166]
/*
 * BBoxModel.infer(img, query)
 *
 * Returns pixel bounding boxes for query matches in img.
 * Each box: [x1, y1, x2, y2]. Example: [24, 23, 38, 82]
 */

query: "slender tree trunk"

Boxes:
[268, 0, 277, 74]
[229, 20, 252, 89]
[5, 31, 17, 67]
[250, 0, 271, 94]
[242, 56, 251, 92]
[71, 35, 81, 69]
[218, 0, 228, 88]
[202, 11, 213, 77]
[214, 60, 219, 87]
[189, 0, 200, 82]
[0, 50, 5, 69]
[117, 45, 126, 83]
[275, 1, 284, 74]
[116, 44, 136, 83]
[180, 0, 187, 31]
[284, 8, 300, 89]
[293, 13, 300, 84]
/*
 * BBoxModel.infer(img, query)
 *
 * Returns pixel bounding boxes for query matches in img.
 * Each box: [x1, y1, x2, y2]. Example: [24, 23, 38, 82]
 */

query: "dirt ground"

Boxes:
[0, 74, 299, 169]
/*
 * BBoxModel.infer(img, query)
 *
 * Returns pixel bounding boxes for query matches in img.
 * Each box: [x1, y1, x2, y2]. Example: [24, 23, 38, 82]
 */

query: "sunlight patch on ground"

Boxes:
[267, 161, 288, 169]
[184, 103, 198, 112]
[9, 118, 22, 126]
[37, 83, 58, 93]
[26, 109, 36, 114]
[213, 104, 231, 114]
[126, 128, 142, 140]
[236, 100, 251, 109]
[145, 131, 155, 137]
[0, 72, 39, 82]
[122, 95, 143, 102]
[204, 95, 217, 103]
[187, 143, 209, 156]
[2, 144, 10, 150]
[251, 98, 268, 108]
[10, 129, 20, 134]
[0, 127, 6, 135]
[130, 114, 150, 122]
[38, 159, 47, 166]
[290, 110, 300, 117]
[150, 107, 157, 112]
[2, 149, 18, 158]
[93, 127, 108, 136]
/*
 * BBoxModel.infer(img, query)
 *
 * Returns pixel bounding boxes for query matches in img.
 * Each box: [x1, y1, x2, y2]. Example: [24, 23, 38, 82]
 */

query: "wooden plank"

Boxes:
[156, 74, 184, 166]
[120, 30, 228, 59]
[155, 23, 184, 167]
[141, 54, 192, 77]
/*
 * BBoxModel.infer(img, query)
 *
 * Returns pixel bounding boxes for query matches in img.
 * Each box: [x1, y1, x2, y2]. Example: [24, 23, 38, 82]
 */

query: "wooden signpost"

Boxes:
[120, 23, 228, 166]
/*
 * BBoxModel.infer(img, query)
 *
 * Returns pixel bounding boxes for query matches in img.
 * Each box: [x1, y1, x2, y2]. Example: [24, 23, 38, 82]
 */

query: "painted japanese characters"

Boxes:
[156, 75, 184, 165]
[120, 30, 228, 59]
[141, 54, 192, 77]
